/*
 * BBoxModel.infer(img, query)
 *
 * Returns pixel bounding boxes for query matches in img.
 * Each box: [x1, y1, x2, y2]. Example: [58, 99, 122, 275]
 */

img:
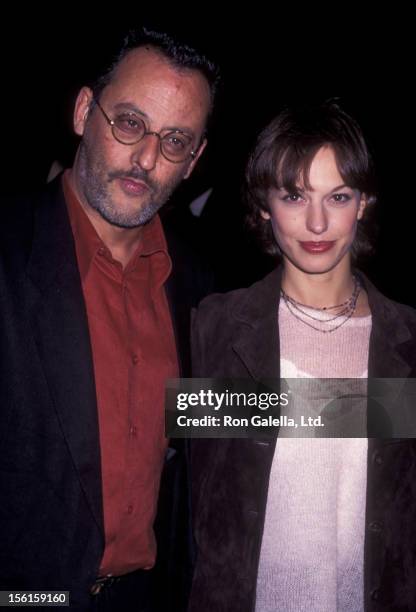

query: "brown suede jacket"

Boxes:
[188, 267, 416, 612]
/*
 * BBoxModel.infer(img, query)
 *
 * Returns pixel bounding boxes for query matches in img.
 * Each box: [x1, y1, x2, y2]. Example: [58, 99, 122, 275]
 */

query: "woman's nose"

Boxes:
[305, 202, 328, 235]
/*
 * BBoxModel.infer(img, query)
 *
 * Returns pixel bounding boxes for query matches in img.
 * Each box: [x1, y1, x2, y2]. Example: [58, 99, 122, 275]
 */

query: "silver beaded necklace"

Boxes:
[280, 275, 362, 333]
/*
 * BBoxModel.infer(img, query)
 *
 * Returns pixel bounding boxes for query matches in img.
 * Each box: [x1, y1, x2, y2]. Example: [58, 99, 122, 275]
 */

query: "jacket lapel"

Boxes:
[26, 179, 104, 536]
[231, 268, 282, 381]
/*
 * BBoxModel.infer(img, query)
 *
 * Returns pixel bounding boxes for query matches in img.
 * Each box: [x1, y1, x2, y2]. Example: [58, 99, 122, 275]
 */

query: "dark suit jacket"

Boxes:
[189, 267, 416, 612]
[0, 177, 209, 611]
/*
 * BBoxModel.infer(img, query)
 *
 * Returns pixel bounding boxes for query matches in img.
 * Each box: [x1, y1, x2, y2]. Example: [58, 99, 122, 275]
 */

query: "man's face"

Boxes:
[73, 47, 210, 228]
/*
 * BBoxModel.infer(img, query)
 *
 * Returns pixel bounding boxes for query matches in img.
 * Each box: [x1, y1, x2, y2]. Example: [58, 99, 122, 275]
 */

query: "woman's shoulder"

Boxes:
[384, 298, 416, 334]
[359, 271, 416, 330]
[196, 285, 250, 319]
[195, 268, 281, 326]
[390, 298, 416, 320]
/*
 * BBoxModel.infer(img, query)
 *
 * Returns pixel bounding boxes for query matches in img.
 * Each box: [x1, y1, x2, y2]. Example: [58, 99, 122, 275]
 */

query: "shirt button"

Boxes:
[130, 425, 137, 436]
[132, 354, 140, 365]
[368, 520, 384, 533]
[372, 451, 383, 465]
[371, 588, 380, 601]
[127, 505, 134, 515]
[98, 247, 106, 256]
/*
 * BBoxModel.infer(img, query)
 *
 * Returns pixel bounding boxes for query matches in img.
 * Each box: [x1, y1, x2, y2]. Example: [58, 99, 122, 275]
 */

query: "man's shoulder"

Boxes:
[0, 192, 38, 269]
[0, 179, 63, 241]
[0, 179, 67, 281]
[1, 191, 34, 230]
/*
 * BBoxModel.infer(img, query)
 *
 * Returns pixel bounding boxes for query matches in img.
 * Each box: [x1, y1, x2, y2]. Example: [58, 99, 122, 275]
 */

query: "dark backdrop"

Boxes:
[1, 14, 413, 305]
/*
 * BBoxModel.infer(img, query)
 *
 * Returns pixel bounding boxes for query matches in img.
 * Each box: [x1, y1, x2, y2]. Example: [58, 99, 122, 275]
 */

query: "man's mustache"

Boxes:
[107, 168, 157, 193]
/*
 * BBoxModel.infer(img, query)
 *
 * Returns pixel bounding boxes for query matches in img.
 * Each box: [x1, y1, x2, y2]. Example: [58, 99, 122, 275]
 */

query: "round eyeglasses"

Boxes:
[93, 98, 199, 163]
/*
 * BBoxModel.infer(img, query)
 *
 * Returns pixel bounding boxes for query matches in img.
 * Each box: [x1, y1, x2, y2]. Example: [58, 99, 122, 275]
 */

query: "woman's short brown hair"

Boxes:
[245, 101, 377, 261]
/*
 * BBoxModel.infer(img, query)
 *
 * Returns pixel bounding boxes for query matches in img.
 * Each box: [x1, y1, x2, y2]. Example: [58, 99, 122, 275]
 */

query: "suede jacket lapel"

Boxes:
[231, 268, 282, 381]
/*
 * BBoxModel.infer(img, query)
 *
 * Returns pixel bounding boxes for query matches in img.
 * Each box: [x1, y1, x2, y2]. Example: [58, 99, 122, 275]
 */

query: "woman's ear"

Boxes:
[357, 194, 367, 220]
[260, 209, 271, 220]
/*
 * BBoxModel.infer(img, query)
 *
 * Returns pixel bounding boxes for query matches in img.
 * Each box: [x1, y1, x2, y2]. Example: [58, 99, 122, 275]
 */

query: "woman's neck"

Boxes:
[281, 258, 356, 309]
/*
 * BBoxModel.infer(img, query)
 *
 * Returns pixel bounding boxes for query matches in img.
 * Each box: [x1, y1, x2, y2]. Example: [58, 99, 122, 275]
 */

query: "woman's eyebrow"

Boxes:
[296, 183, 350, 193]
[329, 184, 349, 192]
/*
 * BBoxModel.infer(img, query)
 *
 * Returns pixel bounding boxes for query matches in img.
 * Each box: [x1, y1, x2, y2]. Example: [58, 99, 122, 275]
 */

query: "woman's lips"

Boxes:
[299, 241, 336, 253]
[118, 177, 150, 196]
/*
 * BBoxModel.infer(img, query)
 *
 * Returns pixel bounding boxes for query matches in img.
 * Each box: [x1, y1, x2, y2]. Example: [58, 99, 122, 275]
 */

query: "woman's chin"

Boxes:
[281, 246, 351, 276]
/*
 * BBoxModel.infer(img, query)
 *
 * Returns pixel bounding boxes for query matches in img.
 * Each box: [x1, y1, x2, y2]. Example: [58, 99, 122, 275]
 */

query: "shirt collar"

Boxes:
[63, 169, 171, 283]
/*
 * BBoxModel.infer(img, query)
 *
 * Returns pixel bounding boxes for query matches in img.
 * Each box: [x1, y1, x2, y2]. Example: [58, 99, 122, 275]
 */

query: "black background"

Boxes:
[1, 12, 414, 305]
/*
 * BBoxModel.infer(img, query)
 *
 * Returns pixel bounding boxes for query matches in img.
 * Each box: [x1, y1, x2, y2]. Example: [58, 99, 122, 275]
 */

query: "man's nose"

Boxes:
[131, 133, 160, 171]
[306, 202, 328, 235]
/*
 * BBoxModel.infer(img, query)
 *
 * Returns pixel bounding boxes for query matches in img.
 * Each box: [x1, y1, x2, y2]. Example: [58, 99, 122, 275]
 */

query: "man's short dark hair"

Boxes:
[245, 100, 377, 261]
[90, 27, 221, 116]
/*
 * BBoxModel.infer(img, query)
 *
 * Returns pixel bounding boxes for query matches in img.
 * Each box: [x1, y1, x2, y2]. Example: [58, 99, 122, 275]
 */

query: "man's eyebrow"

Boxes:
[113, 102, 149, 120]
[112, 102, 195, 136]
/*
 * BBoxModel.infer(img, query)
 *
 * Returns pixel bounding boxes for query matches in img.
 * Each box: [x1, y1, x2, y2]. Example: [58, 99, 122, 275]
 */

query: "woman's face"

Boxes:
[262, 146, 367, 275]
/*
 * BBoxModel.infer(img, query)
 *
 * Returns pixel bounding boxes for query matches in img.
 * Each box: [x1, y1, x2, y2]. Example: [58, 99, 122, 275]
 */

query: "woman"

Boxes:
[188, 102, 416, 611]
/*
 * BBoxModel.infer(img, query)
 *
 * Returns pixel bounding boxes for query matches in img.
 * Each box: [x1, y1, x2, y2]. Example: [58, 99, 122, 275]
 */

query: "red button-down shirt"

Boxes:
[63, 171, 178, 576]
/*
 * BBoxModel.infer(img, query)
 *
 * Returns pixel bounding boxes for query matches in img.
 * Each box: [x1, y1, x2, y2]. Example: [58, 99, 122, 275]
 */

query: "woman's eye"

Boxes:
[332, 193, 351, 203]
[282, 193, 303, 203]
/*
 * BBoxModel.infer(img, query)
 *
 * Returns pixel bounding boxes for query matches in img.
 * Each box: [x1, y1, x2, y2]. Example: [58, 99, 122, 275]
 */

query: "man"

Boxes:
[0, 28, 219, 612]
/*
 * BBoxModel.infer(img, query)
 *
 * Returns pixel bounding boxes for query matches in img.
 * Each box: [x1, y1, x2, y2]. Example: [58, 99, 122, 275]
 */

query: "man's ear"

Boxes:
[73, 87, 94, 136]
[183, 138, 207, 180]
[357, 193, 367, 220]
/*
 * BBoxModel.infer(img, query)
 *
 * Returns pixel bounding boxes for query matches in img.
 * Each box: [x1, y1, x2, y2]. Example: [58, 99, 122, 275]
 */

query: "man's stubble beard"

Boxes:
[76, 137, 185, 228]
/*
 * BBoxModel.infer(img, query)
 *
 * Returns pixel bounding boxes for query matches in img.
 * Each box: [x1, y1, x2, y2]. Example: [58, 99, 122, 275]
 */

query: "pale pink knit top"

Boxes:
[255, 299, 372, 612]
